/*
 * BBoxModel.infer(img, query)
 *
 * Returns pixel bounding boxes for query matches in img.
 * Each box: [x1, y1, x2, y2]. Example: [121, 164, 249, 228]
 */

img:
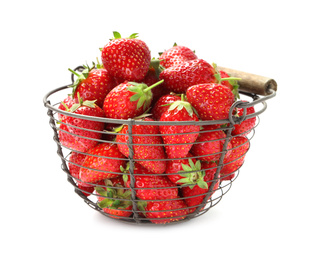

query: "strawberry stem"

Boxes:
[68, 68, 80, 77]
[220, 77, 242, 82]
[143, 80, 164, 92]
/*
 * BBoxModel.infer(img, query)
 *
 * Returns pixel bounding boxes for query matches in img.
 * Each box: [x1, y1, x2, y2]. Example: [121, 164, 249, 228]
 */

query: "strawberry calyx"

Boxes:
[95, 179, 132, 210]
[121, 164, 130, 186]
[111, 31, 139, 40]
[176, 159, 208, 190]
[68, 63, 95, 98]
[150, 58, 165, 77]
[165, 94, 198, 117]
[128, 80, 164, 110]
[212, 63, 241, 100]
[61, 93, 97, 113]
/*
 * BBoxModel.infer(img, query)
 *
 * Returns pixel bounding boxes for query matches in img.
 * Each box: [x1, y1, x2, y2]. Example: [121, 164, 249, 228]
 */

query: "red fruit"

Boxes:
[59, 98, 105, 153]
[138, 65, 169, 103]
[220, 136, 250, 181]
[95, 179, 133, 219]
[212, 63, 240, 99]
[151, 94, 181, 120]
[79, 142, 126, 185]
[159, 59, 216, 93]
[116, 117, 166, 174]
[124, 163, 178, 201]
[101, 32, 151, 81]
[231, 103, 256, 136]
[159, 97, 200, 159]
[103, 80, 163, 120]
[180, 161, 219, 210]
[186, 83, 235, 121]
[68, 152, 107, 196]
[138, 197, 189, 224]
[68, 64, 115, 108]
[58, 95, 77, 120]
[190, 127, 232, 162]
[159, 44, 198, 69]
[165, 153, 196, 184]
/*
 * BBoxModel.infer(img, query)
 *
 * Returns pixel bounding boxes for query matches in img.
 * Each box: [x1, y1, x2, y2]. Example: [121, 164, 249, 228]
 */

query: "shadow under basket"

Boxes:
[43, 66, 277, 225]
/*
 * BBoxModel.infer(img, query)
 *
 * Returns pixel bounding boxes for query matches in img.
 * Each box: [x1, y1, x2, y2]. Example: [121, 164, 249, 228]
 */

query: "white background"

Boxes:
[1, 0, 315, 259]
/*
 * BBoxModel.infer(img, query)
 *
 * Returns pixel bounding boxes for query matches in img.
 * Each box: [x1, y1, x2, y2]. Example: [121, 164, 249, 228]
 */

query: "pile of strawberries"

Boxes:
[57, 32, 256, 224]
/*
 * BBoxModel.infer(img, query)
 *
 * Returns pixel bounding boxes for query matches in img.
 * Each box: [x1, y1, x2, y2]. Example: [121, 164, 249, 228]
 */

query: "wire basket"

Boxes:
[43, 66, 277, 225]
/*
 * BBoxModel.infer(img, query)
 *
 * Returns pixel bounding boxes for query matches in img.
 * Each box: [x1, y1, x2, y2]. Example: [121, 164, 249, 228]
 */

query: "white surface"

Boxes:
[1, 1, 315, 259]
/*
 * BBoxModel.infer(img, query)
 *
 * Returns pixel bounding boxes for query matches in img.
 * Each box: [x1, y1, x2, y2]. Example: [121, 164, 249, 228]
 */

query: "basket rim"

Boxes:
[43, 85, 276, 126]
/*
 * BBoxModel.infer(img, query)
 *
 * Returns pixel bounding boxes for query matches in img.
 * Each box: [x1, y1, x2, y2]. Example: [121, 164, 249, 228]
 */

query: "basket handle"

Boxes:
[217, 66, 277, 96]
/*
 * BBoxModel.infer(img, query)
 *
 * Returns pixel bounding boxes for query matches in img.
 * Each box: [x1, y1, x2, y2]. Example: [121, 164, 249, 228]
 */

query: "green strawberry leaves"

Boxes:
[61, 93, 97, 113]
[212, 63, 241, 100]
[166, 94, 198, 117]
[128, 80, 164, 110]
[111, 31, 139, 40]
[68, 63, 95, 97]
[95, 181, 132, 210]
[176, 159, 208, 190]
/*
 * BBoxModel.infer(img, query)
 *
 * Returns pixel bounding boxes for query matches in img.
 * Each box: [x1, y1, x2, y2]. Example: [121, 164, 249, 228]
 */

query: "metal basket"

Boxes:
[43, 66, 277, 225]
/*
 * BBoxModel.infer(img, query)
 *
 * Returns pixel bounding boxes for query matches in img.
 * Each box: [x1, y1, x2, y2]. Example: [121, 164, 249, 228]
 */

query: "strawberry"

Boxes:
[68, 152, 108, 196]
[123, 163, 178, 201]
[59, 97, 105, 153]
[190, 126, 232, 162]
[116, 117, 166, 174]
[151, 93, 181, 120]
[231, 102, 256, 136]
[159, 43, 198, 69]
[68, 63, 115, 108]
[186, 83, 235, 121]
[138, 197, 189, 224]
[220, 136, 250, 181]
[79, 142, 127, 185]
[159, 96, 200, 159]
[101, 31, 151, 81]
[102, 80, 163, 120]
[159, 59, 216, 93]
[95, 179, 133, 219]
[165, 153, 196, 184]
[58, 95, 77, 120]
[212, 63, 240, 99]
[180, 161, 219, 211]
[138, 59, 169, 103]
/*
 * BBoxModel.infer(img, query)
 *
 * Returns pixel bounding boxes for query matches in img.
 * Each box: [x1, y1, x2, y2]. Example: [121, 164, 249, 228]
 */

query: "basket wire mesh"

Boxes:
[43, 66, 276, 225]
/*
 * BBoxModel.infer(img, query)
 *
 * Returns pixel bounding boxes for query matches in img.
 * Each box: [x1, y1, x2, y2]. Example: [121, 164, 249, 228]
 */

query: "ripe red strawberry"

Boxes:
[151, 93, 181, 120]
[101, 32, 151, 81]
[165, 153, 196, 184]
[190, 126, 232, 162]
[95, 179, 133, 219]
[138, 197, 189, 224]
[159, 43, 198, 69]
[68, 64, 115, 108]
[137, 59, 169, 103]
[180, 161, 219, 211]
[103, 80, 163, 120]
[231, 102, 256, 136]
[186, 83, 235, 121]
[79, 142, 127, 185]
[212, 63, 240, 99]
[159, 59, 216, 93]
[220, 136, 250, 181]
[58, 95, 77, 120]
[68, 152, 110, 196]
[116, 117, 166, 174]
[123, 163, 178, 200]
[59, 98, 105, 153]
[159, 96, 200, 159]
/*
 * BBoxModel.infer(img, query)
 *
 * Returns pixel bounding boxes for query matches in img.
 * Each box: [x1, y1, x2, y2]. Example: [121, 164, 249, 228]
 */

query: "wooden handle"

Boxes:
[217, 66, 277, 96]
